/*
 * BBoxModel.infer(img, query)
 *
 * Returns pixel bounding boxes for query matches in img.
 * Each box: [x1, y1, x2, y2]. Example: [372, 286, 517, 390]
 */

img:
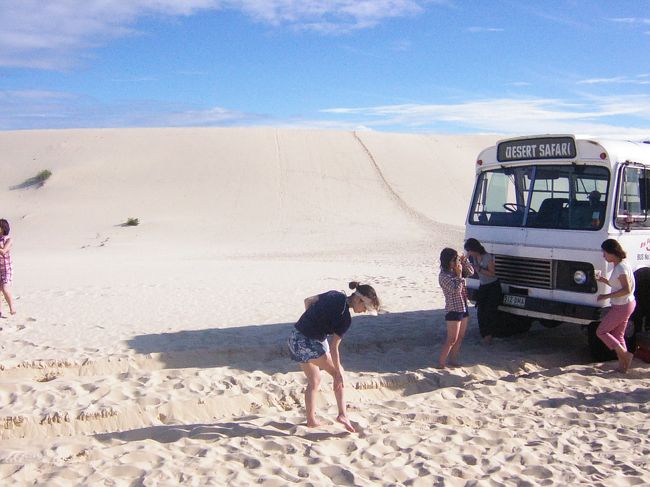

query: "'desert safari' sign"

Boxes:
[497, 136, 577, 162]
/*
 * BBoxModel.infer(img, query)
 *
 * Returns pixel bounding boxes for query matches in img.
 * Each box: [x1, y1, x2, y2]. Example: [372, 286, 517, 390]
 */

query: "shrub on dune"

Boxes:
[123, 217, 140, 227]
[10, 169, 53, 190]
[35, 169, 52, 184]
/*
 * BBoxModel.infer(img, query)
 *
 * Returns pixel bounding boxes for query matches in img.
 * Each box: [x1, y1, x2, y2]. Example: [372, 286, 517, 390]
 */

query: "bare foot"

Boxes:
[623, 351, 634, 372]
[10, 310, 16, 315]
[306, 419, 321, 428]
[615, 351, 634, 373]
[336, 415, 356, 433]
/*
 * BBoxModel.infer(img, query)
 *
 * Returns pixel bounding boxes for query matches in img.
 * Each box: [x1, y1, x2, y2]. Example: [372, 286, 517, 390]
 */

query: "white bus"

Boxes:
[465, 134, 650, 359]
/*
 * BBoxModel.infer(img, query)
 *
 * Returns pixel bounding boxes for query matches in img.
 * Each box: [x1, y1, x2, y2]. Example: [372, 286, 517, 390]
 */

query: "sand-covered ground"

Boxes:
[0, 128, 648, 486]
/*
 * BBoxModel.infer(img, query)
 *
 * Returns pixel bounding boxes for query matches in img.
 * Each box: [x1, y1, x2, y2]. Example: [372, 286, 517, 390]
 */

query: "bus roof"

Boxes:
[476, 134, 650, 171]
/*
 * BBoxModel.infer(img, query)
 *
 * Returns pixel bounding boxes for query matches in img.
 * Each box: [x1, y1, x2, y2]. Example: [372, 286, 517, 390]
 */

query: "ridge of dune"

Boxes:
[352, 131, 437, 229]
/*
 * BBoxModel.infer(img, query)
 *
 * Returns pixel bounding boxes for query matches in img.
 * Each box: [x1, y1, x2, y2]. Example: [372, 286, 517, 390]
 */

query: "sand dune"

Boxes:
[0, 128, 648, 486]
[1, 128, 494, 254]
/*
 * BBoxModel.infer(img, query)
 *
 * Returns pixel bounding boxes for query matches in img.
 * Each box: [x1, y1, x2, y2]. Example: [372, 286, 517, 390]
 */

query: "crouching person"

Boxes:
[287, 281, 380, 432]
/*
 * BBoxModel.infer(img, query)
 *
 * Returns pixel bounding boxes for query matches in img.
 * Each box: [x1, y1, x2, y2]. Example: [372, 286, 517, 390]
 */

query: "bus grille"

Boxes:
[494, 255, 552, 289]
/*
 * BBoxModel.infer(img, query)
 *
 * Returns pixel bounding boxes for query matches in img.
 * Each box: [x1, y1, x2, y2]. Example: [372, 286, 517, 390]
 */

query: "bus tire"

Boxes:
[587, 320, 637, 362]
[539, 319, 562, 328]
[514, 316, 534, 334]
[495, 312, 532, 337]
[587, 322, 615, 361]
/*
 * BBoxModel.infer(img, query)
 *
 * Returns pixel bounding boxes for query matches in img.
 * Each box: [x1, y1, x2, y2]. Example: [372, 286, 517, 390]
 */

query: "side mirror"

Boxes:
[618, 211, 649, 232]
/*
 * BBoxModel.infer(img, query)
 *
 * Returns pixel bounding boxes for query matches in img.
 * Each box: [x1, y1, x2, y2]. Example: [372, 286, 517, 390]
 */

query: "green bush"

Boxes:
[124, 217, 140, 227]
[35, 169, 52, 184]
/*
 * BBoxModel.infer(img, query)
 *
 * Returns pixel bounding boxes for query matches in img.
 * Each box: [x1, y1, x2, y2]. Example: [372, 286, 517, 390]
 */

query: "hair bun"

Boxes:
[348, 281, 360, 290]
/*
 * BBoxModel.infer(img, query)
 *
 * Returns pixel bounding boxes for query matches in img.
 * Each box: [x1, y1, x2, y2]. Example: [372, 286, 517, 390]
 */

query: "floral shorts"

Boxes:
[287, 328, 330, 363]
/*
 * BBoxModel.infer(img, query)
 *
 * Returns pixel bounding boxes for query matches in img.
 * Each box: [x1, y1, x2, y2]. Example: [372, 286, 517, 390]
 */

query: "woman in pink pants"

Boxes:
[596, 239, 636, 373]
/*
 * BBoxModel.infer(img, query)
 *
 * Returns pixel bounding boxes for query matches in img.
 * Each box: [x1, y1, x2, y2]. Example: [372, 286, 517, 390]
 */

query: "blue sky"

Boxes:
[1, 0, 649, 138]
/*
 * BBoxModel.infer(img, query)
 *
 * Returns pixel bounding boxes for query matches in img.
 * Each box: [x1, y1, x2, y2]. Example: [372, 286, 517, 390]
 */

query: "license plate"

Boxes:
[503, 295, 526, 308]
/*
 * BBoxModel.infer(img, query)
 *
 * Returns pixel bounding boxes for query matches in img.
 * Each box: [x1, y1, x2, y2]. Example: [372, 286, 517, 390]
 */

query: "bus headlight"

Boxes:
[573, 270, 587, 285]
[557, 261, 596, 293]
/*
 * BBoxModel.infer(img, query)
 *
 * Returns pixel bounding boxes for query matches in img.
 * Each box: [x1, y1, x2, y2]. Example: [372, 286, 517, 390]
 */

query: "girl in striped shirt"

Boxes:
[438, 247, 474, 368]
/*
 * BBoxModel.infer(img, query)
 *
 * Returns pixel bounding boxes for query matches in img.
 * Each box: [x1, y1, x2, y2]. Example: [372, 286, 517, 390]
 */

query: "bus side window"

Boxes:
[641, 170, 650, 213]
[617, 166, 650, 228]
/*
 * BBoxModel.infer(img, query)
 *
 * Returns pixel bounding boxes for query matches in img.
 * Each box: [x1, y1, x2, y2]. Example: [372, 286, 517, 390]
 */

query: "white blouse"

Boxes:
[609, 260, 635, 305]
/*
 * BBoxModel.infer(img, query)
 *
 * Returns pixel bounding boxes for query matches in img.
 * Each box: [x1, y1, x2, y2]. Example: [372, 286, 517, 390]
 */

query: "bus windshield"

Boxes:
[468, 165, 610, 230]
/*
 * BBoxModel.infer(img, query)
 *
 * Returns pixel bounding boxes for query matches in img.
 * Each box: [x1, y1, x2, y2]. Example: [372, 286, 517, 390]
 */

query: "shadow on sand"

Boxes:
[126, 309, 444, 375]
[126, 309, 593, 376]
[9, 174, 50, 190]
[536, 386, 650, 412]
[94, 418, 350, 445]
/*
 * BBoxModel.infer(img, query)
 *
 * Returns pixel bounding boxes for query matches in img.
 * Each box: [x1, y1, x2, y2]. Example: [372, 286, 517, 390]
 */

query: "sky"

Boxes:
[1, 0, 649, 138]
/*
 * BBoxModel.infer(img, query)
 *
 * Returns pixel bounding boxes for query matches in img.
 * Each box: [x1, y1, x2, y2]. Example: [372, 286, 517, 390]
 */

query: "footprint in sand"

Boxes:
[522, 465, 554, 479]
[321, 466, 356, 486]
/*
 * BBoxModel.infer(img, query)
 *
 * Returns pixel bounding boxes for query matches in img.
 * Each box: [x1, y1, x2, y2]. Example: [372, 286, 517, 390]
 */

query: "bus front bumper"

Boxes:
[498, 293, 601, 325]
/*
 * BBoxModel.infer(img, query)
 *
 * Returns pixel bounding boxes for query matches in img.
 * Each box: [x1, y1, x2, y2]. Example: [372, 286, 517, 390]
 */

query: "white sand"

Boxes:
[0, 128, 648, 486]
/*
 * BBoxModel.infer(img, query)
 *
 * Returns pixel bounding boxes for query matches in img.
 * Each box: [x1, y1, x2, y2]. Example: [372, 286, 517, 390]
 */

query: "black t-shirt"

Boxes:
[295, 291, 351, 341]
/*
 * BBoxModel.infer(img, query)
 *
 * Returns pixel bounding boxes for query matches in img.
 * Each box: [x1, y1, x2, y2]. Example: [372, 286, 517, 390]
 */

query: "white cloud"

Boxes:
[2, 88, 649, 138]
[159, 106, 260, 126]
[0, 0, 435, 68]
[466, 27, 503, 33]
[586, 94, 650, 119]
[0, 89, 261, 129]
[0, 89, 81, 128]
[608, 17, 650, 37]
[0, 89, 76, 100]
[320, 95, 650, 138]
[578, 75, 650, 85]
[237, 0, 427, 31]
[608, 17, 650, 25]
[390, 40, 412, 51]
[110, 76, 158, 83]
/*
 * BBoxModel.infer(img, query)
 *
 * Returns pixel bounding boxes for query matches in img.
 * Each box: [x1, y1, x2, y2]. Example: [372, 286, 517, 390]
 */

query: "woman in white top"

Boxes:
[596, 239, 636, 373]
